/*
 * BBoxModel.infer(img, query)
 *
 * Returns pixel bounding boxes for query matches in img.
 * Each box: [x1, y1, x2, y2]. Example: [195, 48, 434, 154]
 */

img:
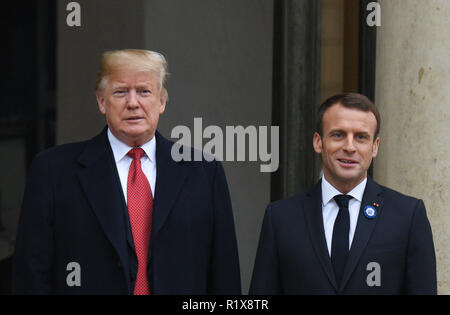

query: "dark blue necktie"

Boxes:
[331, 194, 352, 286]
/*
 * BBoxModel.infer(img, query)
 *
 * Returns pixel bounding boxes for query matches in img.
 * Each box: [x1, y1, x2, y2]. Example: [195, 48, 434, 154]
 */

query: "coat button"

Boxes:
[117, 261, 122, 268]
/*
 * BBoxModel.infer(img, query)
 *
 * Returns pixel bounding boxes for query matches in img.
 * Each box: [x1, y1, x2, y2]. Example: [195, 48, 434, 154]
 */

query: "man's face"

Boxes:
[96, 70, 166, 147]
[313, 103, 380, 192]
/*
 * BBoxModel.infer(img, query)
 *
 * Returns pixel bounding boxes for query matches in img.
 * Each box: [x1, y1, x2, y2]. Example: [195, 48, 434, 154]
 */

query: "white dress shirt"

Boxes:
[107, 129, 156, 204]
[321, 175, 367, 256]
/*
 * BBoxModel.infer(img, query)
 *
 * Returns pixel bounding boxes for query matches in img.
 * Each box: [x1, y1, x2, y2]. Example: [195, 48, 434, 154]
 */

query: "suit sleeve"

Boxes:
[249, 205, 281, 294]
[207, 161, 242, 294]
[12, 153, 55, 294]
[405, 199, 437, 294]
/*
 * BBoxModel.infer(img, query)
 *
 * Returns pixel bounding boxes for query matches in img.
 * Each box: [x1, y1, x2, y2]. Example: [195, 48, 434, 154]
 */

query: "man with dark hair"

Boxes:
[316, 93, 381, 139]
[250, 93, 436, 294]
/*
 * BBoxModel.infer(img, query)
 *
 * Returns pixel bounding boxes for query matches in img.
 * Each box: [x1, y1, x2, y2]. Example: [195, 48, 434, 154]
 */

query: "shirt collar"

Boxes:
[107, 128, 156, 163]
[321, 174, 367, 206]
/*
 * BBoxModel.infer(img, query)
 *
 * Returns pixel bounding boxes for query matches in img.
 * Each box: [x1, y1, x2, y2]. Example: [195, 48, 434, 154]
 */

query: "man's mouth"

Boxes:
[125, 117, 143, 121]
[337, 158, 358, 166]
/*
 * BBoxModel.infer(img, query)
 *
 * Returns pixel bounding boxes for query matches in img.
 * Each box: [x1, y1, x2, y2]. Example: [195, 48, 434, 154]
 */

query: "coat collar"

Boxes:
[339, 176, 384, 292]
[152, 130, 190, 239]
[77, 128, 191, 239]
[76, 127, 191, 292]
[76, 127, 131, 290]
[303, 180, 339, 291]
[303, 177, 384, 293]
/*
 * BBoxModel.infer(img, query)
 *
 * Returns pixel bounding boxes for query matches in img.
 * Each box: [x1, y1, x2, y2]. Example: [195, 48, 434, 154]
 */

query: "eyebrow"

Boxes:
[112, 82, 153, 87]
[111, 83, 128, 89]
[135, 83, 153, 89]
[327, 129, 345, 135]
[328, 129, 372, 137]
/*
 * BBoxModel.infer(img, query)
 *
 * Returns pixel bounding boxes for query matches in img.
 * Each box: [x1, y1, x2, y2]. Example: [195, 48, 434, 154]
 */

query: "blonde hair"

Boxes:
[96, 49, 169, 98]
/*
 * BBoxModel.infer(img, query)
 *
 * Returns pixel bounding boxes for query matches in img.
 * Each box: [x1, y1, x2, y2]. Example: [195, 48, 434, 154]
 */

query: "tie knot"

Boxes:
[127, 147, 146, 160]
[334, 194, 352, 209]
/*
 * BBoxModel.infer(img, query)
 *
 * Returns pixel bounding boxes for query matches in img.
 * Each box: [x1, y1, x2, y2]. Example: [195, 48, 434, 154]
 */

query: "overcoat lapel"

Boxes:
[152, 131, 189, 239]
[303, 180, 339, 291]
[339, 177, 384, 292]
[76, 128, 131, 290]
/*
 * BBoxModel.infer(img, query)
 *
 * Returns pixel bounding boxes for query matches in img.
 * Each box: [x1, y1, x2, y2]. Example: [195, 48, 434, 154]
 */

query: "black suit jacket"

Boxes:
[249, 178, 436, 294]
[13, 128, 241, 294]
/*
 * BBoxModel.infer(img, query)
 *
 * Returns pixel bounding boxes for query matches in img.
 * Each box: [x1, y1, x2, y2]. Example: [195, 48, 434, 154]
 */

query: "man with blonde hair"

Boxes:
[13, 49, 241, 295]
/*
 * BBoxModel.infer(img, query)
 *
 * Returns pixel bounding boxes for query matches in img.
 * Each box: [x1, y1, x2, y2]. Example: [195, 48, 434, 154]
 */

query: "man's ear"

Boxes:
[96, 92, 106, 115]
[372, 136, 380, 158]
[159, 89, 168, 115]
[313, 132, 323, 154]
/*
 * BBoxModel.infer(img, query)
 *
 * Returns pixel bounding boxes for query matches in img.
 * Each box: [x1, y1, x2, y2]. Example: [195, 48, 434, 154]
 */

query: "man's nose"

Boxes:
[126, 90, 139, 108]
[343, 136, 356, 152]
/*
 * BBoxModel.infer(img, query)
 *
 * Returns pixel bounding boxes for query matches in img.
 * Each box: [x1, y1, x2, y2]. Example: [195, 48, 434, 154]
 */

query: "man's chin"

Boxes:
[122, 125, 150, 137]
[115, 128, 154, 146]
[335, 169, 364, 183]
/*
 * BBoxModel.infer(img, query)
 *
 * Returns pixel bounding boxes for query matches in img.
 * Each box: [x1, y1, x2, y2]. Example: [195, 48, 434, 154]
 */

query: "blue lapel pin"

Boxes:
[363, 205, 377, 219]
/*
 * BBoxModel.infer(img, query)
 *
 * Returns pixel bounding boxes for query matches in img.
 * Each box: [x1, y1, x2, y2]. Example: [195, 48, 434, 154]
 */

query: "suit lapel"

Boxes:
[303, 180, 339, 291]
[152, 131, 189, 239]
[339, 177, 384, 292]
[76, 128, 131, 289]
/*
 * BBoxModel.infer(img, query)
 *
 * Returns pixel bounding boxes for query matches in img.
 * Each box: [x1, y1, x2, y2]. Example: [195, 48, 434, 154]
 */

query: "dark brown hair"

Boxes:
[316, 93, 381, 140]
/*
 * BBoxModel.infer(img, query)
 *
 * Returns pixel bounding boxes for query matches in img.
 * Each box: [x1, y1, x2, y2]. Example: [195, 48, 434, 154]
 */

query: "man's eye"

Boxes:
[140, 90, 151, 95]
[114, 90, 126, 96]
[332, 133, 343, 138]
[357, 135, 368, 140]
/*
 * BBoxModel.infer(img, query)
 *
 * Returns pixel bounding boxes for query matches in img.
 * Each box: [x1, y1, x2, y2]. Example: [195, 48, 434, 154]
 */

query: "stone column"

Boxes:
[374, 0, 450, 294]
[271, 0, 322, 201]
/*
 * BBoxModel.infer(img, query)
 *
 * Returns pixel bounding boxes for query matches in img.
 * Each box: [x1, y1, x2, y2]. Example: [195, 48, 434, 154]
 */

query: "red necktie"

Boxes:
[127, 148, 153, 295]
